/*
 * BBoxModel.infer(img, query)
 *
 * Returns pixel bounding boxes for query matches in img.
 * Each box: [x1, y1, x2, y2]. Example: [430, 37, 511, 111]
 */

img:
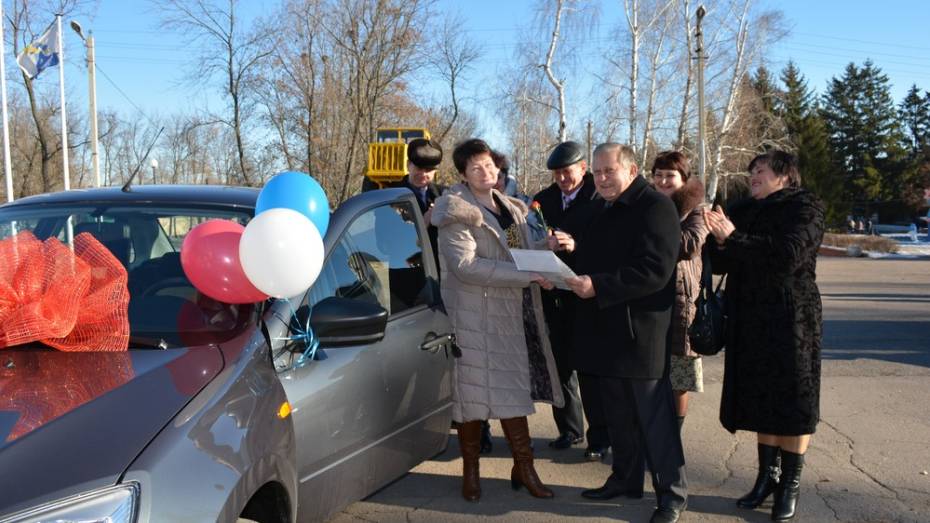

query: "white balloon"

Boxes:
[240, 208, 324, 299]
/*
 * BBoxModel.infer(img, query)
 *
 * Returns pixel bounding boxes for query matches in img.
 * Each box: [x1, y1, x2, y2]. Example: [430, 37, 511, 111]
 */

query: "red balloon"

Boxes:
[180, 220, 268, 304]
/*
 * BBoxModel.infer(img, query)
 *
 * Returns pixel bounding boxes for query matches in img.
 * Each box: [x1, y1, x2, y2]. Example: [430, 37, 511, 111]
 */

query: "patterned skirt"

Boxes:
[670, 354, 704, 393]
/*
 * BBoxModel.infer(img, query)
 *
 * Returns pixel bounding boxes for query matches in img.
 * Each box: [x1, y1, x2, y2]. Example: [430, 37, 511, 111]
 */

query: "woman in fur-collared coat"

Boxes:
[705, 151, 825, 521]
[650, 151, 708, 433]
[431, 139, 563, 503]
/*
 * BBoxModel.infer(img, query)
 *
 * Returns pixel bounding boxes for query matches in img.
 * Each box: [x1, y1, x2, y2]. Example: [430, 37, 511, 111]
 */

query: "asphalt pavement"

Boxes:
[331, 257, 930, 523]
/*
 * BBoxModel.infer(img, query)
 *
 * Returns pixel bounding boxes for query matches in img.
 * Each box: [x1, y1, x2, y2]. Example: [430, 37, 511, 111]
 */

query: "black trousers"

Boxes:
[578, 373, 611, 448]
[585, 373, 688, 509]
[549, 336, 585, 439]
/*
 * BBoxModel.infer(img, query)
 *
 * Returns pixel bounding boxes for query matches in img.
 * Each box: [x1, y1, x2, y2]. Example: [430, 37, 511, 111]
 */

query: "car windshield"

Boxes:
[0, 204, 258, 349]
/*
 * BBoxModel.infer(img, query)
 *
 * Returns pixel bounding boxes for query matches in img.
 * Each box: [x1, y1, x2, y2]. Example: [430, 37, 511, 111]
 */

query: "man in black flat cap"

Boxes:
[532, 141, 610, 460]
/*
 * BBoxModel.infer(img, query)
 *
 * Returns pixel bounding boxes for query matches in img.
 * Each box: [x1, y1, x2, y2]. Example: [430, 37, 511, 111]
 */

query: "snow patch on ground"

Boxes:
[875, 234, 930, 258]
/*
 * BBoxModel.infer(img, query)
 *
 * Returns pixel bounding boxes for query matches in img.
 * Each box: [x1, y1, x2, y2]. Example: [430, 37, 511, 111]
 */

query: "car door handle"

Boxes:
[420, 332, 453, 352]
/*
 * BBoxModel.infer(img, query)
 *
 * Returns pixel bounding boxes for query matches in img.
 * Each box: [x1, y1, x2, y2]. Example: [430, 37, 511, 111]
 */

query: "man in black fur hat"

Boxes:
[400, 138, 445, 215]
[388, 138, 445, 272]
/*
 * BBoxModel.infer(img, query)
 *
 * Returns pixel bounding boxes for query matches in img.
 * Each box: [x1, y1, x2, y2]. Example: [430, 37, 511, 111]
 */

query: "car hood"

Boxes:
[0, 346, 224, 514]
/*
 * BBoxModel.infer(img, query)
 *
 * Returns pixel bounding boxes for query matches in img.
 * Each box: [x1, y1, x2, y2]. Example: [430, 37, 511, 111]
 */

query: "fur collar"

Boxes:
[430, 183, 528, 228]
[670, 177, 706, 218]
[431, 192, 484, 227]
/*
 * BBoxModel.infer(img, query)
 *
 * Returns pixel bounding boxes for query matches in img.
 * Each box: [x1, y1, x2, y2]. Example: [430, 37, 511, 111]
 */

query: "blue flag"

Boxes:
[16, 21, 60, 80]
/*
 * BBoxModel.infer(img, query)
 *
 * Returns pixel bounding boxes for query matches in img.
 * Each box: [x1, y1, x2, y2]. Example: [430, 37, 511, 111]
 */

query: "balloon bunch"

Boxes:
[180, 172, 330, 304]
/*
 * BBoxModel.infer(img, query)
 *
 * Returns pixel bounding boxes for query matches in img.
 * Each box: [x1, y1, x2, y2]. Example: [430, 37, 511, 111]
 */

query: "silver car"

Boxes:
[0, 185, 455, 522]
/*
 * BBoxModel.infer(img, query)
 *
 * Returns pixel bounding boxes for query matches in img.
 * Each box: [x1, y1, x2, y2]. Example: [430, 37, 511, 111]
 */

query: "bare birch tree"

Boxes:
[596, 0, 785, 194]
[321, 0, 431, 201]
[499, 71, 561, 196]
[428, 12, 481, 142]
[542, 0, 568, 142]
[258, 0, 327, 174]
[503, 0, 593, 154]
[157, 0, 274, 186]
[623, 0, 670, 148]
[612, 0, 674, 154]
[638, 0, 676, 166]
[703, 0, 786, 198]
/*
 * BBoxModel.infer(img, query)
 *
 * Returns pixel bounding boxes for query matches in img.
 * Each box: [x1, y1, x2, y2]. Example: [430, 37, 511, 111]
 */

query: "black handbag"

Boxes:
[688, 250, 727, 356]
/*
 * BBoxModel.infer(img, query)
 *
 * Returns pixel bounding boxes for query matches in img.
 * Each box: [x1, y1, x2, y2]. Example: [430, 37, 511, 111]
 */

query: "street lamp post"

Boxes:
[1, 3, 14, 202]
[70, 21, 101, 188]
[695, 5, 707, 198]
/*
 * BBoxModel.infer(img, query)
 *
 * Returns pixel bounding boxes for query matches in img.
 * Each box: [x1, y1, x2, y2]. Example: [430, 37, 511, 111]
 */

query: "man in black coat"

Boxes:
[532, 141, 610, 460]
[566, 143, 687, 523]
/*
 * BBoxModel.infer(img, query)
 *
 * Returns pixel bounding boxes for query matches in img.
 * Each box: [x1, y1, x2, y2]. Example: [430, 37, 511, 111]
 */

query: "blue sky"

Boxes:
[763, 0, 930, 97]
[15, 0, 930, 141]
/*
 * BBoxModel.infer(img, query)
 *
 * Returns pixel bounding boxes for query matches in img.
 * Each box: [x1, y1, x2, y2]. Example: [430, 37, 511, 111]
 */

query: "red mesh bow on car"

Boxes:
[0, 231, 130, 351]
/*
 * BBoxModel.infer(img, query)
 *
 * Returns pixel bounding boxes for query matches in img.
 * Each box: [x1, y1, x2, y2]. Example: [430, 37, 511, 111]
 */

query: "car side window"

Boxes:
[307, 202, 429, 316]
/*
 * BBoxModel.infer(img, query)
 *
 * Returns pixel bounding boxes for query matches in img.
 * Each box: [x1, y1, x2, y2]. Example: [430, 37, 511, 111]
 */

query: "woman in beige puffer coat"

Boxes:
[650, 151, 708, 434]
[431, 139, 564, 503]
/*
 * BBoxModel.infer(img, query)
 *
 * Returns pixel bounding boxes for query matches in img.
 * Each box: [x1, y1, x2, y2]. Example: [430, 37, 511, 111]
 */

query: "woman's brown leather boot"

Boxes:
[457, 420, 482, 501]
[500, 417, 554, 498]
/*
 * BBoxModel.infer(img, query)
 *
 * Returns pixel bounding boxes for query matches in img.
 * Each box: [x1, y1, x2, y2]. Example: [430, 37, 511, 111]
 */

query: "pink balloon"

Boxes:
[180, 220, 269, 304]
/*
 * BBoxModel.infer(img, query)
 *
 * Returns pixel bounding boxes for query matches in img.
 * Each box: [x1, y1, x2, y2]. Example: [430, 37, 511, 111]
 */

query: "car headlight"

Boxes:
[0, 483, 138, 523]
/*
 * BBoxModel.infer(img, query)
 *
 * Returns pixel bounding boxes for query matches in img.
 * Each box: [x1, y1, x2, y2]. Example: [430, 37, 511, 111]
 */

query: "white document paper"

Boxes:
[509, 249, 577, 290]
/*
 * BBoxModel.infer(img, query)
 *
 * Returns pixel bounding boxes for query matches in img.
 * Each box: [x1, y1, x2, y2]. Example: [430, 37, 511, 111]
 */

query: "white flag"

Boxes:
[16, 21, 60, 80]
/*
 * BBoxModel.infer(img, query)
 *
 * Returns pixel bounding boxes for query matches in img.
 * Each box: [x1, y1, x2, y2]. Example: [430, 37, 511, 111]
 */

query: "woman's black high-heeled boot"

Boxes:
[771, 450, 804, 521]
[737, 443, 781, 509]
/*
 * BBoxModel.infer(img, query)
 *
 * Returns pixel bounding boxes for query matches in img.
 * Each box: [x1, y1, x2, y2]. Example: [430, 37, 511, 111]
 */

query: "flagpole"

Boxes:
[56, 14, 70, 191]
[1, 4, 14, 202]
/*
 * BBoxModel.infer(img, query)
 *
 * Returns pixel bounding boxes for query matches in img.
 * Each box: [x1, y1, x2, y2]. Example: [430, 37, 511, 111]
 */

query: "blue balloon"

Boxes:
[255, 171, 330, 237]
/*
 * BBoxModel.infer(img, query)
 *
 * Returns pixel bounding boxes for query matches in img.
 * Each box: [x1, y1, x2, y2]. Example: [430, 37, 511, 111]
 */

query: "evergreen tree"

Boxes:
[739, 66, 786, 160]
[859, 61, 908, 201]
[779, 61, 844, 224]
[779, 62, 810, 132]
[822, 60, 907, 205]
[898, 84, 930, 156]
[752, 65, 779, 116]
[897, 85, 930, 213]
[901, 159, 930, 210]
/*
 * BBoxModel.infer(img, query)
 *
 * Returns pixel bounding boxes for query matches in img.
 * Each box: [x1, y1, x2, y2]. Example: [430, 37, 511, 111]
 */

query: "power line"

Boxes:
[765, 57, 930, 83]
[781, 41, 930, 63]
[94, 64, 161, 127]
[793, 31, 930, 52]
[99, 41, 187, 51]
[776, 44, 930, 71]
[91, 28, 165, 35]
[95, 54, 188, 65]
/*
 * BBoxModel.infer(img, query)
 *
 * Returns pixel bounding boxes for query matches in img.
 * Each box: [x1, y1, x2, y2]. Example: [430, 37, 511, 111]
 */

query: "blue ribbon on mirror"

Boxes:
[272, 298, 320, 369]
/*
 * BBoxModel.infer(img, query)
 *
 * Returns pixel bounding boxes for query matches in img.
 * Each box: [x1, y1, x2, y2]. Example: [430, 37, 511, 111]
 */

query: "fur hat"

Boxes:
[407, 138, 443, 170]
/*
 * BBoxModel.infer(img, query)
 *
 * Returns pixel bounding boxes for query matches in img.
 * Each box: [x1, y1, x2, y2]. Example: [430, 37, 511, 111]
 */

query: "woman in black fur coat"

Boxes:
[704, 151, 825, 521]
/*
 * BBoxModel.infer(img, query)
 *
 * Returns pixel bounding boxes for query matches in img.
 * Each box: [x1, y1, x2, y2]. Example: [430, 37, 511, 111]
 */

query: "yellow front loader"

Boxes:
[364, 128, 431, 189]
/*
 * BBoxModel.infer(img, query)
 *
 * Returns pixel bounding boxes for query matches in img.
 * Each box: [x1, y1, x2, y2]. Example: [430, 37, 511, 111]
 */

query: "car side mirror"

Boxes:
[299, 296, 388, 348]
